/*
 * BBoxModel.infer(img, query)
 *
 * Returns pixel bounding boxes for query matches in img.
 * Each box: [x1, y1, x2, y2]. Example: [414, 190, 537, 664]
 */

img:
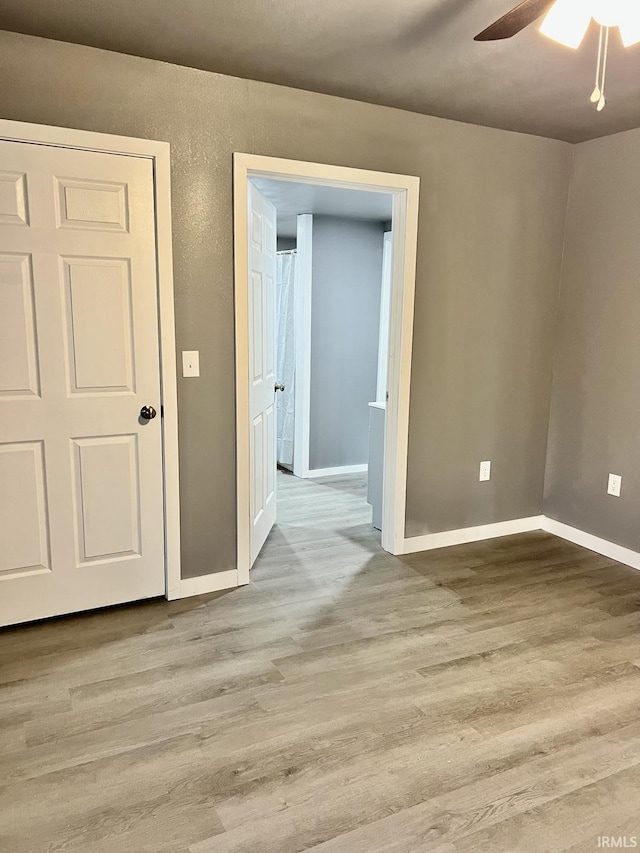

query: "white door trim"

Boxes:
[234, 153, 420, 584]
[292, 213, 313, 479]
[0, 119, 182, 601]
[377, 230, 393, 405]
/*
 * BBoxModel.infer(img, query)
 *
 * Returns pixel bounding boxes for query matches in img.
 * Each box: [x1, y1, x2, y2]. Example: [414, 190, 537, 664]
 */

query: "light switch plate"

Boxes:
[182, 350, 200, 378]
[607, 473, 622, 498]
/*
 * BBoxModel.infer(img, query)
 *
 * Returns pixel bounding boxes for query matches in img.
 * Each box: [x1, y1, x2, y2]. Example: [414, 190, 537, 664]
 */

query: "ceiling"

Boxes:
[252, 179, 393, 238]
[3, 0, 640, 143]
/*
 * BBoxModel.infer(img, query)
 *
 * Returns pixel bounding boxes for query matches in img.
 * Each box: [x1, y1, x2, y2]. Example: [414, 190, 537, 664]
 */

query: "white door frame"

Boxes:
[0, 119, 183, 601]
[292, 213, 312, 479]
[234, 153, 420, 583]
[377, 230, 394, 405]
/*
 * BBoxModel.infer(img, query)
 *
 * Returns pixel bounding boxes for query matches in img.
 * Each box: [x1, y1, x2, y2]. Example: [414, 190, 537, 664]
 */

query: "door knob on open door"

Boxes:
[275, 383, 285, 392]
[140, 405, 157, 420]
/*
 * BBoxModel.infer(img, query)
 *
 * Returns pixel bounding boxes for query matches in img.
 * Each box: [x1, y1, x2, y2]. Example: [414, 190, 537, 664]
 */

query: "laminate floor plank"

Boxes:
[196, 720, 640, 853]
[453, 763, 640, 853]
[2, 471, 640, 852]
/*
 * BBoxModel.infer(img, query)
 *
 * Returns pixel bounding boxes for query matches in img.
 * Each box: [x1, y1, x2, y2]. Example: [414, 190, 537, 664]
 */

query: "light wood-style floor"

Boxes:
[2, 472, 640, 852]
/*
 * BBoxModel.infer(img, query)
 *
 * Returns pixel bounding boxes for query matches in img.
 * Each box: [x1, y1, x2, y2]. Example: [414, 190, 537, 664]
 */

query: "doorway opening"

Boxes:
[256, 180, 392, 563]
[234, 154, 419, 584]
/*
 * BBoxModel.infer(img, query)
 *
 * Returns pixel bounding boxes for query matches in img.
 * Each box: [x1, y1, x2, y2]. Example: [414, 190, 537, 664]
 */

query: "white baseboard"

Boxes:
[175, 569, 239, 600]
[400, 513, 640, 573]
[541, 517, 640, 571]
[402, 516, 544, 555]
[307, 464, 368, 478]
[166, 516, 640, 602]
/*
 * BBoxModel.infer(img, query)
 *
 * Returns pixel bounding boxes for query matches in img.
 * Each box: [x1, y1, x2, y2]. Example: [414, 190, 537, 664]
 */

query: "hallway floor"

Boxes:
[262, 468, 375, 573]
[2, 475, 640, 851]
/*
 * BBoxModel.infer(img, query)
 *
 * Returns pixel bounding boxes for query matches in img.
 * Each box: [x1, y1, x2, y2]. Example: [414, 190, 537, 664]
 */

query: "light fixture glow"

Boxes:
[591, 0, 627, 30]
[619, 8, 640, 47]
[540, 0, 592, 49]
[537, 0, 640, 112]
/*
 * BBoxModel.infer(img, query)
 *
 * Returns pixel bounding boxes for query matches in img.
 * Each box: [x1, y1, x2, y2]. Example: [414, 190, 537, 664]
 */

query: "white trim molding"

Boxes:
[183, 516, 640, 596]
[234, 153, 420, 584]
[0, 119, 183, 602]
[382, 170, 420, 557]
[293, 214, 313, 479]
[402, 513, 640, 574]
[542, 518, 640, 571]
[308, 464, 368, 478]
[402, 516, 544, 555]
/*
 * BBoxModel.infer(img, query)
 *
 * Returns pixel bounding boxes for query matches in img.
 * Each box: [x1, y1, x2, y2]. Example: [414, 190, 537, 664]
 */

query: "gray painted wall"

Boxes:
[544, 129, 640, 551]
[309, 217, 384, 470]
[277, 237, 296, 252]
[0, 31, 573, 576]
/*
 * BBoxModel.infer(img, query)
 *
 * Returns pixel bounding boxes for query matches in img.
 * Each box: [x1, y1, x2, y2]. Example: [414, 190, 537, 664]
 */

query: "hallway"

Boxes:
[254, 470, 376, 583]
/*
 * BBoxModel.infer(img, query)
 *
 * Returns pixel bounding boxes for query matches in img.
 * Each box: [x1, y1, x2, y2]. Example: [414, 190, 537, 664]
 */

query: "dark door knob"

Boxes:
[275, 383, 285, 392]
[140, 405, 157, 420]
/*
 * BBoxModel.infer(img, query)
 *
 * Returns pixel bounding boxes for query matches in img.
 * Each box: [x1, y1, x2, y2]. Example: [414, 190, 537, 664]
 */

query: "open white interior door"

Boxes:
[248, 181, 277, 566]
[0, 140, 165, 627]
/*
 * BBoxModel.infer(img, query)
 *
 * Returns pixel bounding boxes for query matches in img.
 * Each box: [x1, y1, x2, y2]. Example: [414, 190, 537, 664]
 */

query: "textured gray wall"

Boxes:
[0, 31, 573, 575]
[545, 129, 640, 551]
[309, 217, 384, 470]
[276, 237, 296, 252]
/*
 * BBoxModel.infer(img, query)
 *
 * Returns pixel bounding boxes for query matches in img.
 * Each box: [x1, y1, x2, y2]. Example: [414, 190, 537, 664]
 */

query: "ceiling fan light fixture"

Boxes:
[475, 0, 640, 114]
[539, 0, 592, 49]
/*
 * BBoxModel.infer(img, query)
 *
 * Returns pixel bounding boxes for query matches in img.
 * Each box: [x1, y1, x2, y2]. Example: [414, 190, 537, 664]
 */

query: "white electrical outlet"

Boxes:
[607, 473, 622, 498]
[182, 351, 200, 378]
[479, 461, 492, 482]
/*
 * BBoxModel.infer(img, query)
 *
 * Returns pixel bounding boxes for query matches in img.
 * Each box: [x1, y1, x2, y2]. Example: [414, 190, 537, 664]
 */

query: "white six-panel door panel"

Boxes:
[248, 182, 277, 565]
[0, 140, 165, 627]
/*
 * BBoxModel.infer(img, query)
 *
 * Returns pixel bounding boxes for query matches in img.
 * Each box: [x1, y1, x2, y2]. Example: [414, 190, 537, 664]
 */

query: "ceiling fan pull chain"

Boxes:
[597, 26, 610, 111]
[590, 25, 604, 103]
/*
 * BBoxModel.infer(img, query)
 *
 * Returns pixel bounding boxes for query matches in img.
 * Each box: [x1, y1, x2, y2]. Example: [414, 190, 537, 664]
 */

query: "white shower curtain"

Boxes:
[276, 251, 296, 468]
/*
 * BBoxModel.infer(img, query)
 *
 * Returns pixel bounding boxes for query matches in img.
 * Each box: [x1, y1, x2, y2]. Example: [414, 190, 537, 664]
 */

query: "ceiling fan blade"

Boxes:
[474, 0, 556, 41]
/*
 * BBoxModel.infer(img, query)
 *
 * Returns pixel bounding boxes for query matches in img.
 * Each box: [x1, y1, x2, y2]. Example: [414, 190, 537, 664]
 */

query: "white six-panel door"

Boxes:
[248, 182, 277, 565]
[0, 140, 165, 627]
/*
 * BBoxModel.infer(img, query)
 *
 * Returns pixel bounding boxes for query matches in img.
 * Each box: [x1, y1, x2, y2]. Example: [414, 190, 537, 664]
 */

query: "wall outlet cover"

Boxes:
[479, 461, 492, 482]
[607, 473, 622, 498]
